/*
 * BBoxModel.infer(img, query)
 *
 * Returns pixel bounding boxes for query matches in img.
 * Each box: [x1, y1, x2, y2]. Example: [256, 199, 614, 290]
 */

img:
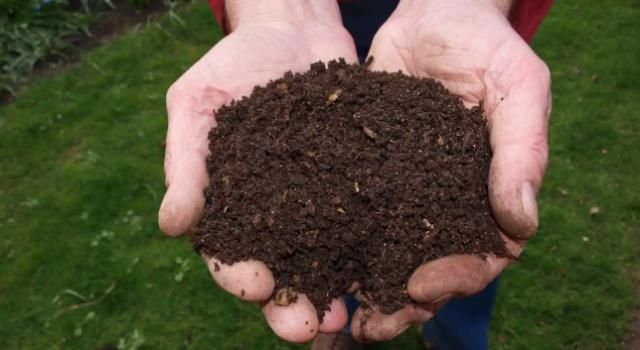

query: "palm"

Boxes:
[370, 3, 542, 108]
[170, 23, 357, 120]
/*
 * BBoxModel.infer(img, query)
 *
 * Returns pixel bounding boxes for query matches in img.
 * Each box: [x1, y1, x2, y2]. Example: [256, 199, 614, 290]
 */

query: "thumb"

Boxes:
[158, 83, 229, 236]
[488, 51, 551, 239]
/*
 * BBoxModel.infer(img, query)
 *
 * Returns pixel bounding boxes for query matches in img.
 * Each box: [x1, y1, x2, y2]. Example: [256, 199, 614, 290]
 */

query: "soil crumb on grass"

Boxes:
[192, 59, 508, 319]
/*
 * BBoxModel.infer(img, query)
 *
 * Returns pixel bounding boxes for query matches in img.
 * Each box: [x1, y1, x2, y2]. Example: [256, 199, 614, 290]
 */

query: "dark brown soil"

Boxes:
[192, 59, 508, 319]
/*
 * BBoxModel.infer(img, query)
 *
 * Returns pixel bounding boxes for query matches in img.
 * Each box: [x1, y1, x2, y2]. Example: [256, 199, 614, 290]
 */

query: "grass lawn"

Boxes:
[1, 1, 638, 349]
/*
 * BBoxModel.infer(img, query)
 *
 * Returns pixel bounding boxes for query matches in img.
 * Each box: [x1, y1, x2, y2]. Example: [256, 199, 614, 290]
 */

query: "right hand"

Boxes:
[349, 0, 550, 341]
[158, 1, 358, 343]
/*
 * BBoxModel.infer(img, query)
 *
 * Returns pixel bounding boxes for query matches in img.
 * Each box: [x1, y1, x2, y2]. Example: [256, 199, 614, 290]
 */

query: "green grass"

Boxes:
[0, 1, 638, 349]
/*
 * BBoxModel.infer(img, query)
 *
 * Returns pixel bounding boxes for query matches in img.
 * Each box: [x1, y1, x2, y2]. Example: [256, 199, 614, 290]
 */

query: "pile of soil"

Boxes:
[192, 60, 508, 319]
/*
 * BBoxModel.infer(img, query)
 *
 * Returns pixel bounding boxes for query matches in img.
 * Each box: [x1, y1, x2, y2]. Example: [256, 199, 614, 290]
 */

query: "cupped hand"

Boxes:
[352, 0, 551, 341]
[158, 2, 358, 343]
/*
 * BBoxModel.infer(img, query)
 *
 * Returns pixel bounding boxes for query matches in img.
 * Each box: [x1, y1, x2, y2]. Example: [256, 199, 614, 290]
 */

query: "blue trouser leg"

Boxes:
[421, 278, 500, 350]
[342, 278, 500, 350]
[338, 0, 399, 61]
[342, 293, 361, 335]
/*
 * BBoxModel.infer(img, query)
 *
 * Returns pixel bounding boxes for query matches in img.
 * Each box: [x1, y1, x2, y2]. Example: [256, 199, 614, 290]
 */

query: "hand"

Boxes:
[352, 0, 551, 341]
[158, 1, 358, 343]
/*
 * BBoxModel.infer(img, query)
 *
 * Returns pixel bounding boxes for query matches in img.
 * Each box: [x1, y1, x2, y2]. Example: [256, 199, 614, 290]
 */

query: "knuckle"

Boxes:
[529, 136, 549, 172]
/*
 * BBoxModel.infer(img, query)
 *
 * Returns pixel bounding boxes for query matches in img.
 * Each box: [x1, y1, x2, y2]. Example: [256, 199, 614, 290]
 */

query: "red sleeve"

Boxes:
[509, 0, 554, 43]
[208, 0, 229, 33]
[208, 0, 553, 44]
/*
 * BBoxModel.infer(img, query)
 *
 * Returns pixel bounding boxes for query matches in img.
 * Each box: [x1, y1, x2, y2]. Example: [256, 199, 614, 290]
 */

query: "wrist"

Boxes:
[396, 0, 514, 17]
[226, 0, 344, 31]
[483, 0, 515, 16]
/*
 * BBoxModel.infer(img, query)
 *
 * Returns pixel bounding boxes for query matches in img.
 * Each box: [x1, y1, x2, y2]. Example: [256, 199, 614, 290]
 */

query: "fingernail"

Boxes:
[521, 182, 539, 232]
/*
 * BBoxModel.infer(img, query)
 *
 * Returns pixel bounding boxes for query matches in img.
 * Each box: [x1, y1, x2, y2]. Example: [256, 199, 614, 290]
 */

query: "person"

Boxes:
[158, 0, 553, 349]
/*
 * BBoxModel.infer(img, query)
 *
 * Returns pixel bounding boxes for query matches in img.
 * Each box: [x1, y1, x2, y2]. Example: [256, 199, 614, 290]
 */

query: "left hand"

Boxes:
[351, 0, 551, 341]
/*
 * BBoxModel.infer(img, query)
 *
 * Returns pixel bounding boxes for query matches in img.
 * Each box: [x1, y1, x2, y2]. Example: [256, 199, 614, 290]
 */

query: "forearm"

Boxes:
[225, 0, 344, 30]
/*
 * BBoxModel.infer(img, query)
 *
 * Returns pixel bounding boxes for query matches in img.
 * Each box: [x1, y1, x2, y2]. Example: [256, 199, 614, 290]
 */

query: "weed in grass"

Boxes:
[118, 329, 146, 350]
[1, 0, 192, 99]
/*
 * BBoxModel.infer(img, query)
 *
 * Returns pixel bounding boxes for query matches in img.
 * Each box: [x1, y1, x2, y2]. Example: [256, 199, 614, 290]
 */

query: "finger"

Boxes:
[487, 48, 551, 239]
[262, 293, 320, 343]
[158, 84, 231, 236]
[408, 237, 523, 302]
[318, 298, 349, 333]
[206, 257, 275, 302]
[351, 304, 433, 343]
